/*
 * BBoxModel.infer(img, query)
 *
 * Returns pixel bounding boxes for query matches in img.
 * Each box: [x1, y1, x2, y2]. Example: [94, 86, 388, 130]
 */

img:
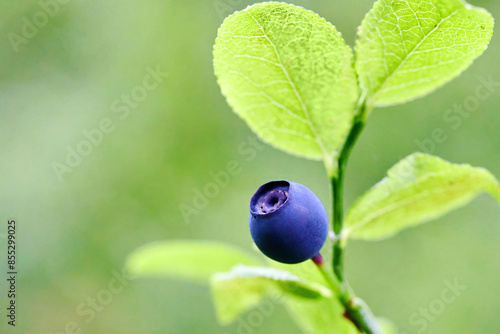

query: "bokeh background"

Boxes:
[1, 0, 500, 333]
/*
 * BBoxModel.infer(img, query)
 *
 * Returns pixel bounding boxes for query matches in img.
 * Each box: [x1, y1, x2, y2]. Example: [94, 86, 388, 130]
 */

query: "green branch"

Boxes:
[314, 259, 382, 334]
[325, 101, 383, 333]
[331, 101, 367, 281]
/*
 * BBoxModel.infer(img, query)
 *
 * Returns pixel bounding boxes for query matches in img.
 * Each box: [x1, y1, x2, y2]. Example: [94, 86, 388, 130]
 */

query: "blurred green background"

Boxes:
[1, 0, 500, 333]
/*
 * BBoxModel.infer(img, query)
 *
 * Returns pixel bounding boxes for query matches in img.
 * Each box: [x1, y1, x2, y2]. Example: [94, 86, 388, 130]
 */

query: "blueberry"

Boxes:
[249, 180, 329, 264]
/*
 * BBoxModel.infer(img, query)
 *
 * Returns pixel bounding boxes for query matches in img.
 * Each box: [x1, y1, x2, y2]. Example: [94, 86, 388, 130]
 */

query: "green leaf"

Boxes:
[356, 0, 494, 107]
[378, 318, 397, 334]
[214, 2, 359, 167]
[273, 260, 358, 334]
[345, 153, 500, 240]
[210, 265, 332, 324]
[126, 240, 262, 284]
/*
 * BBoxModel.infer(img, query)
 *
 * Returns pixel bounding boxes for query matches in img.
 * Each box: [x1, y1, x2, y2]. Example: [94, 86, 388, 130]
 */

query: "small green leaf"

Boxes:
[345, 153, 500, 240]
[284, 296, 357, 334]
[356, 0, 494, 107]
[273, 260, 358, 334]
[214, 2, 359, 167]
[210, 265, 332, 324]
[126, 241, 262, 284]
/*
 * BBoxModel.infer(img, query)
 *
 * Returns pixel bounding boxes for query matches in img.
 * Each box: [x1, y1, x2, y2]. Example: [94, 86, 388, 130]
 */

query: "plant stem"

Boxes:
[313, 258, 383, 334]
[312, 255, 341, 297]
[326, 101, 383, 333]
[331, 102, 367, 281]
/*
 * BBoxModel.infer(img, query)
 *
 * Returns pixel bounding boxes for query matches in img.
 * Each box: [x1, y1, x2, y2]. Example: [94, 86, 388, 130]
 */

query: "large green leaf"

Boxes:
[214, 2, 359, 167]
[345, 153, 500, 240]
[356, 0, 494, 107]
[126, 241, 262, 283]
[210, 265, 332, 324]
[273, 260, 358, 334]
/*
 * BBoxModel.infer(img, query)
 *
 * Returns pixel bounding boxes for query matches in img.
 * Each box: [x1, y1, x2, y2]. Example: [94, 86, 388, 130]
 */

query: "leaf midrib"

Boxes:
[346, 171, 486, 235]
[369, 8, 461, 104]
[245, 9, 330, 159]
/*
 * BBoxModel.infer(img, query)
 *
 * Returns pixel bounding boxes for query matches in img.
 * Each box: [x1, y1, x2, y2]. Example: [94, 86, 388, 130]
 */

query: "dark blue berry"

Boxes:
[249, 180, 329, 264]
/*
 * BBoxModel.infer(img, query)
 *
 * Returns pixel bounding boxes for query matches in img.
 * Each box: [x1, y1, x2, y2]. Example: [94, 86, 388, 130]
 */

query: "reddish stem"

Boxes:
[311, 253, 324, 267]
